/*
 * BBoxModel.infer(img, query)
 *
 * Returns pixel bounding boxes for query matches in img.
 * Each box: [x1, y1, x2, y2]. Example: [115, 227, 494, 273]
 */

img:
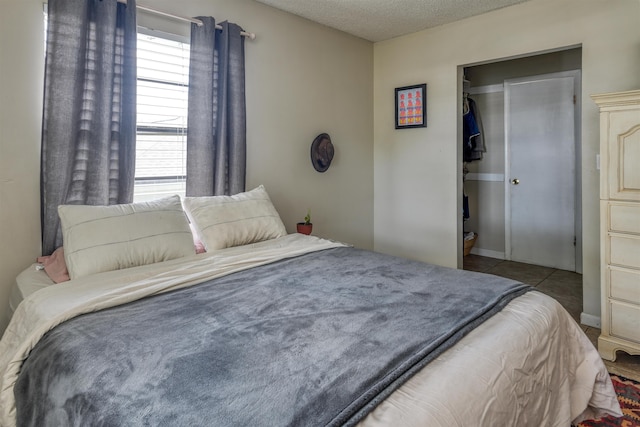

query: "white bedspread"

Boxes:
[0, 235, 621, 426]
[358, 291, 621, 426]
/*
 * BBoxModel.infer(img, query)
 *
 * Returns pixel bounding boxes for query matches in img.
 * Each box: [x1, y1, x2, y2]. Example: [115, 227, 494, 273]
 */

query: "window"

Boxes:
[42, 16, 191, 202]
[134, 30, 190, 202]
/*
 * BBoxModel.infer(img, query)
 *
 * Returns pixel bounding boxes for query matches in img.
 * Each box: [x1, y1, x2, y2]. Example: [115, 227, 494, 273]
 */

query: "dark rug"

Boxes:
[575, 374, 640, 427]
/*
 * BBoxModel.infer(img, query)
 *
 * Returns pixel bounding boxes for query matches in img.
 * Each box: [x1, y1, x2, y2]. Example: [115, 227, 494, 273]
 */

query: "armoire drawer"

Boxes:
[610, 301, 640, 344]
[609, 234, 640, 269]
[609, 203, 640, 234]
[609, 267, 640, 305]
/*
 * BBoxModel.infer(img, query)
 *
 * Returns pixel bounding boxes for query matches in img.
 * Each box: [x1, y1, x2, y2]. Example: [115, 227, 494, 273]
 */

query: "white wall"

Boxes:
[373, 0, 640, 320]
[0, 0, 374, 333]
[0, 0, 45, 333]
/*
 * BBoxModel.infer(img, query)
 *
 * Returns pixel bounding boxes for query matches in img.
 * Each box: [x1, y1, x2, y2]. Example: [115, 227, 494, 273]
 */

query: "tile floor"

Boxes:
[463, 254, 640, 382]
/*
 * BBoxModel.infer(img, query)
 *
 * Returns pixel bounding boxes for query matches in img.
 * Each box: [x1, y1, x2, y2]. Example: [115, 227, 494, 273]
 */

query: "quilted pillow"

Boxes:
[58, 195, 194, 279]
[182, 185, 287, 251]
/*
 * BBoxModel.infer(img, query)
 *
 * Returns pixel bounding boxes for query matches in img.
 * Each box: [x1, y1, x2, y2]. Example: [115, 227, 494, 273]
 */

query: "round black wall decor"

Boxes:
[310, 133, 334, 173]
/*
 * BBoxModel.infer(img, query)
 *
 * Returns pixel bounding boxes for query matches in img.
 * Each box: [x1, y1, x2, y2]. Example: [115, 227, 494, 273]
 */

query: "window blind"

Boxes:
[134, 31, 190, 202]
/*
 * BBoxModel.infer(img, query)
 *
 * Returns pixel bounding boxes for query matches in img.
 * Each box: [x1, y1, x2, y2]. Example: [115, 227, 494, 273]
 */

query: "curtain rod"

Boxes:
[116, 0, 256, 40]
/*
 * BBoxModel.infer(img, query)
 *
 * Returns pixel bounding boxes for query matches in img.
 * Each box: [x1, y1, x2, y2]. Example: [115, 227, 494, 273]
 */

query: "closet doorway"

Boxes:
[461, 47, 582, 273]
[505, 72, 579, 271]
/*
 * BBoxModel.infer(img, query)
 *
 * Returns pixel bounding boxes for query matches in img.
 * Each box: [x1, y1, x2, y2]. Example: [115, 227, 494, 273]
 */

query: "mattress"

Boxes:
[8, 264, 54, 318]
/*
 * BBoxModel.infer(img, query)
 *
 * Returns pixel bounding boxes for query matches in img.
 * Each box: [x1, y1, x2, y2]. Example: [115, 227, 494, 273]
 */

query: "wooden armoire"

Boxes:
[592, 90, 640, 361]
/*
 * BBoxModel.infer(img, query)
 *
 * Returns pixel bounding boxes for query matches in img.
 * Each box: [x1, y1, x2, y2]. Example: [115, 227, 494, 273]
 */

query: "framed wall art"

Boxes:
[395, 84, 426, 129]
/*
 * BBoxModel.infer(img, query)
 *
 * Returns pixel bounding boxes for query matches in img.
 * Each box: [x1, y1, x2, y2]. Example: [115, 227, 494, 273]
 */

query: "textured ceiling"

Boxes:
[253, 0, 530, 42]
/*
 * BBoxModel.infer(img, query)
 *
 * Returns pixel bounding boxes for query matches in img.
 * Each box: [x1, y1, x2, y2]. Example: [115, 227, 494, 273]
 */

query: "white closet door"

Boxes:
[505, 74, 576, 271]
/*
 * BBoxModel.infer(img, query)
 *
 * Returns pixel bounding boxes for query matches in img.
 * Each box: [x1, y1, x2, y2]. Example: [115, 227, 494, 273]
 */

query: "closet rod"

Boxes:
[116, 0, 256, 40]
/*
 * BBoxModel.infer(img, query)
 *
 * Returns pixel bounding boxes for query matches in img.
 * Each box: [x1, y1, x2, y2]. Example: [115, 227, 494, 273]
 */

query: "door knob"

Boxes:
[511, 178, 520, 185]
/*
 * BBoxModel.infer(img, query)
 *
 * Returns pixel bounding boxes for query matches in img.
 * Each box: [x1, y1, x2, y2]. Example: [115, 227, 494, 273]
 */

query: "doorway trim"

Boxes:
[503, 70, 582, 273]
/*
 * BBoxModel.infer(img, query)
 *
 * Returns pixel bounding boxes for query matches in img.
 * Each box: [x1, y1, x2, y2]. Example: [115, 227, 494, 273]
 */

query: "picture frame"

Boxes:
[395, 84, 427, 129]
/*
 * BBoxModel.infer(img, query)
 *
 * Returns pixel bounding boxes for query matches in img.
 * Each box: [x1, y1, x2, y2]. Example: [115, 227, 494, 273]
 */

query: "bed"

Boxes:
[7, 265, 53, 322]
[0, 186, 622, 426]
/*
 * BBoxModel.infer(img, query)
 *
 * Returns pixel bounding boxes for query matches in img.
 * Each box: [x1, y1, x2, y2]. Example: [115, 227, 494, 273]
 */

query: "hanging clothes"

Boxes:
[462, 164, 470, 221]
[463, 192, 470, 220]
[468, 98, 486, 161]
[462, 96, 486, 162]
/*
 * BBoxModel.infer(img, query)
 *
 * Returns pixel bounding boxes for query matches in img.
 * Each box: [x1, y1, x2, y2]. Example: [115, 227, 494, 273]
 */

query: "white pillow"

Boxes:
[58, 195, 195, 279]
[182, 185, 287, 251]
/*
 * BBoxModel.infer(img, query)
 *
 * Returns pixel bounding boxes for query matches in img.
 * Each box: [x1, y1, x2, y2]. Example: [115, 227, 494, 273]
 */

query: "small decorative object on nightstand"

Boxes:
[296, 210, 313, 235]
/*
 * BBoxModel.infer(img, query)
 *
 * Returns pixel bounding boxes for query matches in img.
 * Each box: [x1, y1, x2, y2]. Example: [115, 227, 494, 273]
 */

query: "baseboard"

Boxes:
[580, 313, 601, 328]
[469, 247, 505, 260]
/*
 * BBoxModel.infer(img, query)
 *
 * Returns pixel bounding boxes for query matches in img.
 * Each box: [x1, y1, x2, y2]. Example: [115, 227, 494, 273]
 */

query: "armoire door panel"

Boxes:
[609, 115, 640, 201]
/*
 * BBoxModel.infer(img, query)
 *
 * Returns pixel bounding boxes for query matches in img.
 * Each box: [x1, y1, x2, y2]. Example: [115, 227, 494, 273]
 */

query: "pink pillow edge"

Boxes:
[36, 246, 70, 284]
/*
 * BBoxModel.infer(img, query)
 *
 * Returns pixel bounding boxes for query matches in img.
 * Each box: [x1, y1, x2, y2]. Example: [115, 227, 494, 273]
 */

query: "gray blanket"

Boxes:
[15, 247, 531, 426]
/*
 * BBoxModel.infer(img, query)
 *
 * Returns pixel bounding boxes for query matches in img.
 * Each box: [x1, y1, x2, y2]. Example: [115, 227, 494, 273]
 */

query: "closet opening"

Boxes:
[458, 47, 583, 277]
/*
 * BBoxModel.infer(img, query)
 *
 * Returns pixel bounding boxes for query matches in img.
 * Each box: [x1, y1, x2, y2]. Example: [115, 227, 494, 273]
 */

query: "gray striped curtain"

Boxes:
[186, 18, 246, 197]
[41, 0, 137, 255]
